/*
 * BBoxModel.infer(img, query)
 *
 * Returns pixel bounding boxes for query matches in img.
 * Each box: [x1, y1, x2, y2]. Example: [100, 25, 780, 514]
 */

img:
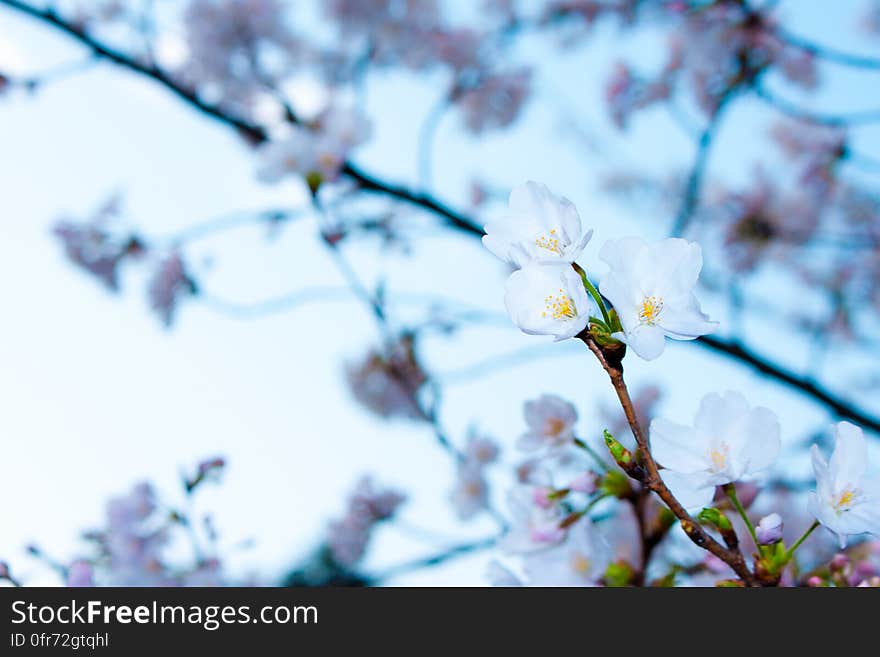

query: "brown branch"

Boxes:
[697, 336, 880, 434]
[582, 336, 759, 586]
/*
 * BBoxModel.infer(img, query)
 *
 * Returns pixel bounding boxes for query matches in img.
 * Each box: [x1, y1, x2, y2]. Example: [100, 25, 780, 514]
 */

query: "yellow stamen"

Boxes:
[544, 290, 577, 320]
[835, 489, 856, 511]
[639, 295, 664, 325]
[709, 444, 729, 472]
[535, 228, 564, 255]
[545, 418, 566, 436]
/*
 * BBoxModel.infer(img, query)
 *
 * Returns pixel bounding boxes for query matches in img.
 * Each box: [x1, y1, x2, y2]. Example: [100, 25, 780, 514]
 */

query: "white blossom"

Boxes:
[598, 237, 718, 360]
[483, 181, 592, 268]
[518, 394, 578, 452]
[500, 486, 565, 553]
[808, 421, 880, 548]
[650, 391, 781, 511]
[504, 263, 592, 341]
[256, 106, 371, 184]
[521, 518, 610, 586]
[255, 127, 317, 184]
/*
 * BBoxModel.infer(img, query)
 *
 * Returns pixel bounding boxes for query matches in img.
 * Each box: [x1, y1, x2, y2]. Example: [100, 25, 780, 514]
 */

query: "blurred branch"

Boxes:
[0, 0, 484, 238]
[697, 335, 880, 434]
[3, 0, 879, 436]
[776, 29, 880, 71]
[368, 535, 499, 583]
[755, 83, 880, 126]
[670, 87, 738, 237]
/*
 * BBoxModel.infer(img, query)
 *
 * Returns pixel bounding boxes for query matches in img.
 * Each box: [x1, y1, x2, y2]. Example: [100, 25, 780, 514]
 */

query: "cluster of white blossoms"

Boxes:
[653, 392, 880, 550]
[489, 395, 611, 587]
[483, 186, 880, 584]
[483, 181, 718, 358]
[256, 105, 372, 188]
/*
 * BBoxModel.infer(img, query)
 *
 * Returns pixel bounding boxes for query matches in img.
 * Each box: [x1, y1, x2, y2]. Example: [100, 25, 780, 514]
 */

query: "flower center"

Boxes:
[534, 229, 564, 255]
[542, 289, 578, 320]
[833, 487, 858, 513]
[544, 417, 566, 437]
[570, 554, 592, 575]
[639, 295, 664, 325]
[708, 443, 730, 473]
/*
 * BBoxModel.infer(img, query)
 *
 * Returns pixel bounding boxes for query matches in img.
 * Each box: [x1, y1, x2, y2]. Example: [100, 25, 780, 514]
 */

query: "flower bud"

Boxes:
[698, 507, 737, 550]
[829, 553, 849, 573]
[603, 430, 644, 480]
[755, 513, 784, 545]
[807, 575, 825, 587]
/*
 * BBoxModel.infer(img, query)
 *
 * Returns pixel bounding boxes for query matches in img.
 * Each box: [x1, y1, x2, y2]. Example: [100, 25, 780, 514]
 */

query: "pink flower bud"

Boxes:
[807, 576, 824, 587]
[829, 553, 849, 573]
[755, 513, 784, 545]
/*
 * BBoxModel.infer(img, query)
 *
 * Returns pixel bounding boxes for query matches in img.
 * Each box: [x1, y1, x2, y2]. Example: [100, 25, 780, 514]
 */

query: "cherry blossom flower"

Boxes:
[500, 486, 565, 553]
[809, 422, 880, 548]
[598, 237, 718, 360]
[456, 68, 532, 134]
[755, 513, 784, 545]
[256, 106, 371, 184]
[504, 263, 592, 340]
[450, 462, 490, 521]
[344, 335, 428, 421]
[650, 391, 781, 511]
[450, 431, 499, 520]
[327, 476, 405, 567]
[521, 518, 610, 586]
[148, 252, 196, 328]
[255, 128, 317, 184]
[518, 394, 578, 452]
[483, 181, 593, 268]
[181, 0, 301, 108]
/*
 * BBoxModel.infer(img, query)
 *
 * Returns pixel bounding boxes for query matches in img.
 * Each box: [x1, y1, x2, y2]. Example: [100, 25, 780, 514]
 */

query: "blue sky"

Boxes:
[1, 0, 879, 585]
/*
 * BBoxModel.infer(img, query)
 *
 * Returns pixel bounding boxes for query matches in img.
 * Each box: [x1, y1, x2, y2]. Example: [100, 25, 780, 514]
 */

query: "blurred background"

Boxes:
[1, 0, 879, 586]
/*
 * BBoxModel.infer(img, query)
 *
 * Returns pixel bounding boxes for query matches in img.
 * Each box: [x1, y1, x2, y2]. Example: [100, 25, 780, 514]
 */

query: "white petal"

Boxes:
[650, 418, 709, 473]
[829, 421, 867, 489]
[738, 406, 781, 475]
[621, 323, 666, 360]
[660, 470, 716, 512]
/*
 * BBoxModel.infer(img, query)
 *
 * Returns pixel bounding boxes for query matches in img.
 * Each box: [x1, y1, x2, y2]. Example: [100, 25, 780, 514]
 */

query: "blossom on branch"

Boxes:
[521, 518, 610, 586]
[326, 476, 406, 568]
[518, 394, 578, 453]
[598, 237, 718, 360]
[256, 105, 371, 186]
[483, 181, 592, 268]
[809, 422, 880, 548]
[504, 263, 592, 341]
[650, 390, 781, 511]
